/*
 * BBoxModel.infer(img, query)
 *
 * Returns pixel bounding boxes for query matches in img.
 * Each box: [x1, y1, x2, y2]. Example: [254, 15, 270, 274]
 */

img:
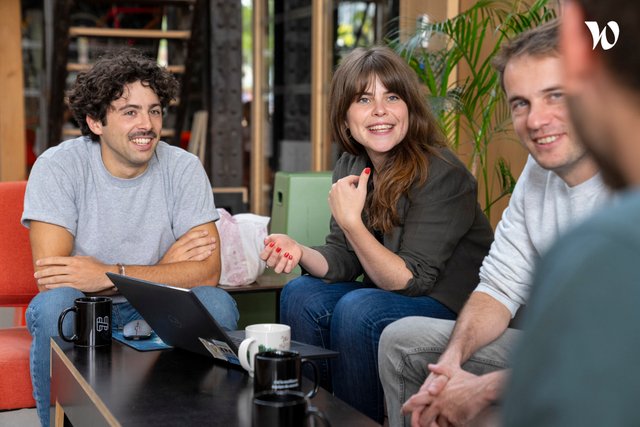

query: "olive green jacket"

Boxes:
[313, 148, 493, 313]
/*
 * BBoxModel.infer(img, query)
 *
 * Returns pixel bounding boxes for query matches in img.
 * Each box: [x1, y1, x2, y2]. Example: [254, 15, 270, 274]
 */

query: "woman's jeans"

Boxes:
[280, 275, 456, 424]
[26, 286, 238, 427]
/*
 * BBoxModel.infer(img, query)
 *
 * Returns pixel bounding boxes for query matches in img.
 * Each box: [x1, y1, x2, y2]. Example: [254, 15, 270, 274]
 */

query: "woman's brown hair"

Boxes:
[329, 46, 446, 234]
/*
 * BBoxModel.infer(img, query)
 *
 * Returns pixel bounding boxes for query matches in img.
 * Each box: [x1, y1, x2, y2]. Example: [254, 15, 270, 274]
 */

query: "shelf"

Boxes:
[68, 27, 191, 40]
[67, 63, 185, 74]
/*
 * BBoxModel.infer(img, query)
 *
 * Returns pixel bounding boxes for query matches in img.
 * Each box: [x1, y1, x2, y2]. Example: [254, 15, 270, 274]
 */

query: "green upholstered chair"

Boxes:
[270, 171, 333, 248]
[231, 172, 333, 328]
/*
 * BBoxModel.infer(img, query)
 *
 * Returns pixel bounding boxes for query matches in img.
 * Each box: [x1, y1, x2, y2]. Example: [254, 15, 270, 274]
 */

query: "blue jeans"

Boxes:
[26, 286, 238, 427]
[280, 276, 456, 424]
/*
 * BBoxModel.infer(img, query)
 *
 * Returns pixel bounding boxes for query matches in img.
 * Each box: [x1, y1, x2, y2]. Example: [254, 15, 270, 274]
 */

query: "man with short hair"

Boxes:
[503, 1, 640, 425]
[23, 49, 238, 426]
[378, 19, 611, 427]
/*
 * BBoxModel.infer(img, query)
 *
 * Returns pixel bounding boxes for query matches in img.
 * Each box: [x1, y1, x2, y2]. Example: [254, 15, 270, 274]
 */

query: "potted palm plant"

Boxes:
[388, 0, 556, 221]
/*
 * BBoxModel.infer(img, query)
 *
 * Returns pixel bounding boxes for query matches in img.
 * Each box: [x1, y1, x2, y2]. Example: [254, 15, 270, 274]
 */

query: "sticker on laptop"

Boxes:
[199, 337, 240, 365]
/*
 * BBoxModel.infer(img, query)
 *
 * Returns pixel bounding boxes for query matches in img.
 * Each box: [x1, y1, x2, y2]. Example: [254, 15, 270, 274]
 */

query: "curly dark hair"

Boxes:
[67, 48, 179, 141]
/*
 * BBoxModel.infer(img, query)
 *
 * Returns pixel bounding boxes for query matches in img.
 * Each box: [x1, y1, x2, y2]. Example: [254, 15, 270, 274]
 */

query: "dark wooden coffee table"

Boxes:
[50, 337, 379, 426]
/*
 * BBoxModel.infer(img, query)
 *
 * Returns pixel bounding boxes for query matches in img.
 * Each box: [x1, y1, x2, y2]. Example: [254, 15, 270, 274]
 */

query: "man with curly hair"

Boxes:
[21, 48, 239, 426]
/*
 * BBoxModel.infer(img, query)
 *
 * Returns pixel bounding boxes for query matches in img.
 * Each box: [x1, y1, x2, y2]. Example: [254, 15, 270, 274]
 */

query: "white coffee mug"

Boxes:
[238, 323, 291, 376]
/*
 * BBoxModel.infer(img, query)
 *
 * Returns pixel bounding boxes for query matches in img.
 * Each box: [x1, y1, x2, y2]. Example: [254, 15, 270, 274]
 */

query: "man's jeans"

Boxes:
[279, 275, 457, 424]
[26, 286, 239, 427]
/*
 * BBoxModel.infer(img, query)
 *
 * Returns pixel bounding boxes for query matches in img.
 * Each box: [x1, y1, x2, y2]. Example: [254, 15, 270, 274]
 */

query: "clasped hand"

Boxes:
[402, 363, 490, 427]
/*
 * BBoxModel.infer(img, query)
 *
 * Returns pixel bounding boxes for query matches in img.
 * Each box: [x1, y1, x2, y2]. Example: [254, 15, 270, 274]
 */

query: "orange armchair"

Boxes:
[0, 181, 37, 410]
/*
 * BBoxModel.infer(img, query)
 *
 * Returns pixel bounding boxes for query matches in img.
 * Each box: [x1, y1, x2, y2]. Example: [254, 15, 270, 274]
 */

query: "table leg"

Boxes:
[54, 401, 65, 427]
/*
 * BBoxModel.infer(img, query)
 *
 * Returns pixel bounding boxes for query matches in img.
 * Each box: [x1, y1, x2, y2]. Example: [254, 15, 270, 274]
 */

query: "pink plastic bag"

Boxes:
[216, 208, 269, 286]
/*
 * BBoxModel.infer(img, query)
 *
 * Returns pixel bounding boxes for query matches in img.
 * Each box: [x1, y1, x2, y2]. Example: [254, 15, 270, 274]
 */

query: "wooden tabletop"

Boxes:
[51, 337, 379, 427]
[220, 270, 298, 294]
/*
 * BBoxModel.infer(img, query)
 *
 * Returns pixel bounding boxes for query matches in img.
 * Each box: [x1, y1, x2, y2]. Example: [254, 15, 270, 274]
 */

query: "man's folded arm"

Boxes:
[125, 222, 222, 288]
[30, 220, 222, 292]
[29, 221, 75, 292]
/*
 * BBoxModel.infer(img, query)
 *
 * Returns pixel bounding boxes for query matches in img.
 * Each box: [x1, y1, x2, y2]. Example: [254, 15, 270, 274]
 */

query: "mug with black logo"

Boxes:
[58, 297, 112, 347]
[254, 350, 319, 398]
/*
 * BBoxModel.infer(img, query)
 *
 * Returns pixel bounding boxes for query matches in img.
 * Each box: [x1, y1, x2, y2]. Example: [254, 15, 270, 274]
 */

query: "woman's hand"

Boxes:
[329, 167, 370, 231]
[260, 234, 301, 274]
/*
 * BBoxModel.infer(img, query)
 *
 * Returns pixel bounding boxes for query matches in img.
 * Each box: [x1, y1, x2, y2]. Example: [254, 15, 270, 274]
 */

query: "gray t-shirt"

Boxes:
[22, 136, 218, 268]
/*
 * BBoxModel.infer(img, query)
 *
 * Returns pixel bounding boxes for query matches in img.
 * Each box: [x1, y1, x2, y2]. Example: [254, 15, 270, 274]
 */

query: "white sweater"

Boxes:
[475, 156, 611, 317]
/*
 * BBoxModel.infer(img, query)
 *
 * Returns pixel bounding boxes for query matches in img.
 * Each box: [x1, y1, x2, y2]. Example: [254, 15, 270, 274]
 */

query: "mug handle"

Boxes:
[58, 306, 78, 343]
[307, 405, 331, 427]
[301, 358, 319, 398]
[238, 337, 256, 373]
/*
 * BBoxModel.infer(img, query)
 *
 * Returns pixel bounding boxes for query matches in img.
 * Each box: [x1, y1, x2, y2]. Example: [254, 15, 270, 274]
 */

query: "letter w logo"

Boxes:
[584, 21, 620, 50]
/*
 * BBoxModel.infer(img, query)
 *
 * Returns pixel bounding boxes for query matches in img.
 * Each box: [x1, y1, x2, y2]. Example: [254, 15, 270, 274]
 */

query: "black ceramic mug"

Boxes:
[254, 350, 319, 398]
[58, 297, 112, 347]
[252, 390, 330, 427]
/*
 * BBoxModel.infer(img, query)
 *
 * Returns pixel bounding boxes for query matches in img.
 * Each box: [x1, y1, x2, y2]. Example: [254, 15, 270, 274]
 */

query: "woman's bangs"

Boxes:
[351, 69, 375, 101]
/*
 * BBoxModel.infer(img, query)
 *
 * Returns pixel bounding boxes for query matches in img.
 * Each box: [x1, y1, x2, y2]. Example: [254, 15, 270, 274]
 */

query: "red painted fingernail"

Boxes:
[284, 252, 289, 257]
[288, 254, 293, 260]
[269, 242, 275, 247]
[364, 167, 371, 174]
[276, 247, 282, 253]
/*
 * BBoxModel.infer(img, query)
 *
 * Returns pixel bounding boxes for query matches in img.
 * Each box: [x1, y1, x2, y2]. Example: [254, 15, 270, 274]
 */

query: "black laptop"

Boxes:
[106, 273, 338, 365]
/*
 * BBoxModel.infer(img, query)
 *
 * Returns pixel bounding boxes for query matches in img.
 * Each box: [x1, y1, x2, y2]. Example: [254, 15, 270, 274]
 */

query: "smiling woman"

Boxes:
[345, 76, 409, 170]
[258, 45, 495, 423]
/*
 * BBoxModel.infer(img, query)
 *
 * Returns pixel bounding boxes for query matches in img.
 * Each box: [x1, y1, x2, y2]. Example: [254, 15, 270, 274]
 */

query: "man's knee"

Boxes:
[26, 288, 84, 334]
[191, 286, 239, 330]
[379, 320, 401, 358]
[391, 316, 455, 348]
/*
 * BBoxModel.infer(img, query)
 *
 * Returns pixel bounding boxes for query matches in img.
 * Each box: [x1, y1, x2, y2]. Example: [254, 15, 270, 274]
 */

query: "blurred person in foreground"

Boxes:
[503, 1, 640, 425]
